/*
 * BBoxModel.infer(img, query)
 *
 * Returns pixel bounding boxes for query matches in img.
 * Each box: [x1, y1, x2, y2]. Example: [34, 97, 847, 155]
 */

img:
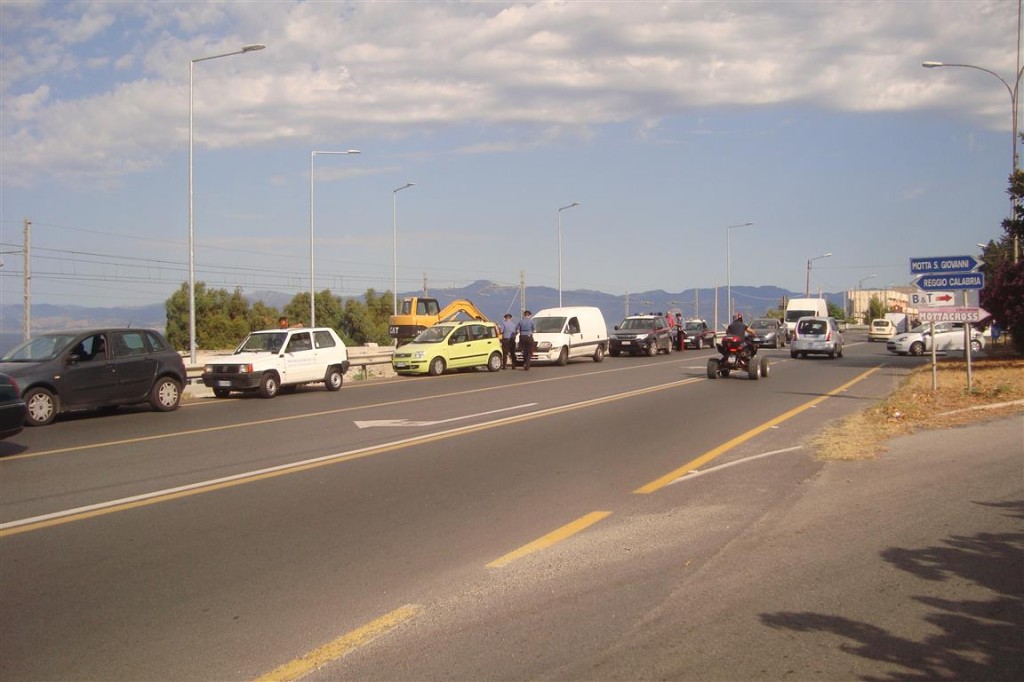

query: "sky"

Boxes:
[0, 0, 1019, 314]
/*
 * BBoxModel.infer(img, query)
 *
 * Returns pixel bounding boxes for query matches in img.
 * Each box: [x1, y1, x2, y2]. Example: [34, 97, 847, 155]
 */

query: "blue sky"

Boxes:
[0, 0, 1018, 312]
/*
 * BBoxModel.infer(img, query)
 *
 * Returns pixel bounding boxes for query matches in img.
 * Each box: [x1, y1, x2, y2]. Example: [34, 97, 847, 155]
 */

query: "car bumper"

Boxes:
[791, 341, 835, 354]
[201, 373, 263, 390]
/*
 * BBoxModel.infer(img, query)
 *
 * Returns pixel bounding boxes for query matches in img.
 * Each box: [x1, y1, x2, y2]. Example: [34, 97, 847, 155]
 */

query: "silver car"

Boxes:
[790, 316, 844, 359]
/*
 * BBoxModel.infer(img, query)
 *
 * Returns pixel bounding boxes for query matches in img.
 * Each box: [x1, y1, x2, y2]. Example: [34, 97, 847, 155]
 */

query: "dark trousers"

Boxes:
[501, 338, 517, 368]
[519, 335, 534, 369]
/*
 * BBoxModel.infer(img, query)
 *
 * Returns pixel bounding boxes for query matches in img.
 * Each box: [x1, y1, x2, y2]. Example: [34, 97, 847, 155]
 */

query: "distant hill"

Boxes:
[1, 283, 845, 342]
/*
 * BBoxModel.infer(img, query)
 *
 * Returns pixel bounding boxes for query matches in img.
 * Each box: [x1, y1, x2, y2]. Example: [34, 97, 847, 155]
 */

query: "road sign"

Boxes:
[909, 255, 981, 275]
[910, 291, 955, 306]
[915, 272, 984, 291]
[917, 307, 989, 323]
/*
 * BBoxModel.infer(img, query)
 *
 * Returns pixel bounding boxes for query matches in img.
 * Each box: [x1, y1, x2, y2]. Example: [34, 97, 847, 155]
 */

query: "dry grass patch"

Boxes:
[811, 356, 1024, 461]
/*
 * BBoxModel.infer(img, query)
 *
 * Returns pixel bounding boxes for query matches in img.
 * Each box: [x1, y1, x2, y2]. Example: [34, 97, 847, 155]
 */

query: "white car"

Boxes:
[886, 322, 984, 356]
[202, 327, 350, 398]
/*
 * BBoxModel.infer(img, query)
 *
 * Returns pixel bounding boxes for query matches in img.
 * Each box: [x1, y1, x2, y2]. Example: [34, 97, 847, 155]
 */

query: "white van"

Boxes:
[784, 298, 829, 338]
[524, 306, 608, 365]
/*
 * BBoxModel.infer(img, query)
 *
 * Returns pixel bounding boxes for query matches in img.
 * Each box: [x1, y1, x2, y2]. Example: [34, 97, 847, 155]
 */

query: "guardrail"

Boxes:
[184, 348, 397, 384]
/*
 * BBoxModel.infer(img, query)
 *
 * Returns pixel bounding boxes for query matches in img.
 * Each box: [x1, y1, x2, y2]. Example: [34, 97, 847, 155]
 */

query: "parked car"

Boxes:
[0, 329, 187, 426]
[790, 316, 845, 359]
[524, 306, 608, 364]
[202, 327, 350, 398]
[392, 320, 502, 375]
[609, 315, 674, 356]
[680, 319, 717, 350]
[749, 318, 787, 348]
[0, 373, 26, 439]
[868, 318, 896, 342]
[886, 322, 984, 356]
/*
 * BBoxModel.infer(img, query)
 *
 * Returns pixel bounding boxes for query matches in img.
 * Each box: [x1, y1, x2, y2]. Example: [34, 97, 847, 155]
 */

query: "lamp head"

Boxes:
[242, 44, 267, 53]
[922, 61, 943, 68]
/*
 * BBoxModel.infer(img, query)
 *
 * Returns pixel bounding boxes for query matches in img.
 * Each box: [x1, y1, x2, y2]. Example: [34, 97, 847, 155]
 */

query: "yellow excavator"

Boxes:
[388, 297, 493, 345]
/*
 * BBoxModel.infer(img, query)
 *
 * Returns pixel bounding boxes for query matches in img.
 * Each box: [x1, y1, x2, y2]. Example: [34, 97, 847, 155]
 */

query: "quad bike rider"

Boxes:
[707, 313, 770, 380]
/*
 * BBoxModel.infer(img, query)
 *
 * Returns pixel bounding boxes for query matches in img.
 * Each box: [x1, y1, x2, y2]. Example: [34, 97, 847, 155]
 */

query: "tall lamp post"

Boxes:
[805, 252, 832, 297]
[309, 149, 361, 327]
[392, 182, 415, 315]
[725, 221, 754, 321]
[557, 201, 580, 306]
[923, 60, 1024, 263]
[856, 273, 877, 319]
[189, 43, 266, 365]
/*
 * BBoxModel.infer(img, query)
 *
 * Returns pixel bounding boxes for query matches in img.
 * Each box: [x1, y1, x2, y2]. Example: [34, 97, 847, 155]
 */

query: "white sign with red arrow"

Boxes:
[910, 291, 955, 307]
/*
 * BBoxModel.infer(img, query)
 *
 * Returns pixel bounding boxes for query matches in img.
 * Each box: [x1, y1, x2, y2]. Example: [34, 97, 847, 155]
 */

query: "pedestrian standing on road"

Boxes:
[516, 310, 536, 370]
[499, 313, 518, 369]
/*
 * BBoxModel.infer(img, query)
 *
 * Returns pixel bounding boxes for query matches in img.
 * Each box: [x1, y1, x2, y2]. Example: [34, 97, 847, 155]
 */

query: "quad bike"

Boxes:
[707, 335, 769, 380]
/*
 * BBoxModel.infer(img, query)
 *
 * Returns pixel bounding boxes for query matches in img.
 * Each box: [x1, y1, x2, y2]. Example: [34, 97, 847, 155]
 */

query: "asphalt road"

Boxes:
[1, 337, 1020, 680]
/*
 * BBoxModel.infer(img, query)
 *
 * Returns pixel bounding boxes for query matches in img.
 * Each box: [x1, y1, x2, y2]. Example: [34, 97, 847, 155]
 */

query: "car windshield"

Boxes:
[620, 318, 654, 330]
[534, 317, 565, 333]
[797, 320, 828, 335]
[1, 333, 78, 362]
[683, 322, 703, 332]
[872, 320, 890, 328]
[750, 320, 773, 330]
[785, 310, 816, 322]
[909, 324, 929, 333]
[413, 326, 453, 344]
[237, 332, 287, 354]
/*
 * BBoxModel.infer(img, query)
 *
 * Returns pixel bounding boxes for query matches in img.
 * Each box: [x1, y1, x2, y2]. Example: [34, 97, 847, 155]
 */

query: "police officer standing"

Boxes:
[516, 310, 536, 370]
[499, 313, 518, 369]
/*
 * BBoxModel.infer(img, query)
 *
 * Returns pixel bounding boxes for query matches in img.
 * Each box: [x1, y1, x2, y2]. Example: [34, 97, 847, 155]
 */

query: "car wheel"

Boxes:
[664, 339, 672, 354]
[149, 377, 182, 412]
[706, 358, 719, 379]
[970, 339, 982, 353]
[697, 337, 704, 350]
[487, 352, 502, 372]
[609, 349, 620, 357]
[909, 341, 925, 356]
[325, 367, 343, 391]
[828, 347, 836, 359]
[790, 350, 798, 359]
[593, 344, 605, 362]
[647, 342, 657, 357]
[760, 356, 770, 378]
[773, 336, 780, 349]
[557, 346, 569, 366]
[428, 357, 446, 376]
[213, 388, 231, 399]
[259, 373, 280, 399]
[838, 344, 844, 358]
[24, 387, 58, 426]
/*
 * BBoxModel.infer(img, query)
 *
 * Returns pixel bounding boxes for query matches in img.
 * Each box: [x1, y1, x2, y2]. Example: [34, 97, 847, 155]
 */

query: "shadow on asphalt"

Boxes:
[760, 500, 1024, 680]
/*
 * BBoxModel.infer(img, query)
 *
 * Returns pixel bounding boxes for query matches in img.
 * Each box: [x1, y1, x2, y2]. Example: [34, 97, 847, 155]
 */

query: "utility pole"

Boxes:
[23, 218, 31, 341]
[519, 271, 526, 315]
[422, 273, 428, 297]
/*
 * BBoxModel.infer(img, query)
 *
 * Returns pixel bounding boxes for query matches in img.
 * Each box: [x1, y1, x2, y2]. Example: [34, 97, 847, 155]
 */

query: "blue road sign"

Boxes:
[909, 255, 981, 276]
[915, 271, 984, 291]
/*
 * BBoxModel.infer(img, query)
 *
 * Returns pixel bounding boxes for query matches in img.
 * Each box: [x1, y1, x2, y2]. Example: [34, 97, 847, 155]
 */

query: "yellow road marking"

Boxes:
[2, 379, 700, 537]
[7, 361, 685, 462]
[634, 366, 882, 494]
[254, 604, 420, 682]
[487, 511, 612, 568]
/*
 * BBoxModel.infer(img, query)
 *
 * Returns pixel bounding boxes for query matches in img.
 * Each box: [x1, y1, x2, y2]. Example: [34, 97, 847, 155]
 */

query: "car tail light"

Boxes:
[825, 330, 831, 341]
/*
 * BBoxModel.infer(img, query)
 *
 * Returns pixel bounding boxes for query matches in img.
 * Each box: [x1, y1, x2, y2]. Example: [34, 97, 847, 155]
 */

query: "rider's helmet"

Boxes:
[734, 313, 743, 321]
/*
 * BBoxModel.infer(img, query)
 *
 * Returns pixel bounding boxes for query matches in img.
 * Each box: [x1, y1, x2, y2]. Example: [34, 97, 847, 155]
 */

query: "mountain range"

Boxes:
[0, 281, 843, 342]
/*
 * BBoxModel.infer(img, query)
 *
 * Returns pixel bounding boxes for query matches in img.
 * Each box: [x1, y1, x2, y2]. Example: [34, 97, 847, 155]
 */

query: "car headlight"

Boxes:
[537, 341, 552, 351]
[412, 351, 425, 359]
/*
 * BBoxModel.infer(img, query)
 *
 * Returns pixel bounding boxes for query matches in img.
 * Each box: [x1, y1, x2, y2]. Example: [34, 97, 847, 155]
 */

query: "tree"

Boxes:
[979, 166, 1024, 354]
[867, 295, 887, 322]
[339, 289, 393, 345]
[826, 301, 845, 320]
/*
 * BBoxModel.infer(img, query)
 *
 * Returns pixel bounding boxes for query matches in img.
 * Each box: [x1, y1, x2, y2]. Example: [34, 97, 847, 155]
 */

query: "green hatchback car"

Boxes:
[392, 320, 502, 376]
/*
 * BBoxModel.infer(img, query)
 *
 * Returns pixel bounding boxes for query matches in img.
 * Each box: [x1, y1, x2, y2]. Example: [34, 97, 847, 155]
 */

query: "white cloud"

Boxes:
[1, 0, 1018, 186]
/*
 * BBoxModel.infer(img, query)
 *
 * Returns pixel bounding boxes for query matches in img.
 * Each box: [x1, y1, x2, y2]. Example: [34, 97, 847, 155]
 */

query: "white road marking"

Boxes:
[354, 403, 537, 429]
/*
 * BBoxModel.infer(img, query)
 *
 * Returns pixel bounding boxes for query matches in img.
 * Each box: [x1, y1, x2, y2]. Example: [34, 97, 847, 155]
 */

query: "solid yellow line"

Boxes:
[486, 511, 612, 568]
[634, 366, 882, 494]
[254, 604, 420, 682]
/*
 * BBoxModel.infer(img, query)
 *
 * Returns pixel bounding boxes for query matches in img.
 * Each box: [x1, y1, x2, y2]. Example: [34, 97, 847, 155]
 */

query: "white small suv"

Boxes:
[202, 327, 350, 398]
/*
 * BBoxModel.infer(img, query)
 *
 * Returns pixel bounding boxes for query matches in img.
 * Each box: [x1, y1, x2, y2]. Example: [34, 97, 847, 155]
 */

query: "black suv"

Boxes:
[609, 315, 673, 356]
[0, 329, 187, 426]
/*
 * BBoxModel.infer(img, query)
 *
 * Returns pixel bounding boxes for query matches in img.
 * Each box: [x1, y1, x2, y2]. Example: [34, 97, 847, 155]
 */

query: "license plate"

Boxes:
[215, 381, 231, 387]
[394, 363, 408, 369]
[622, 341, 633, 346]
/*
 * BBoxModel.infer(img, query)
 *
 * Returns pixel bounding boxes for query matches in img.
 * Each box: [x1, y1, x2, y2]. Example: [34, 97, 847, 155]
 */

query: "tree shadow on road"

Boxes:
[760, 499, 1023, 681]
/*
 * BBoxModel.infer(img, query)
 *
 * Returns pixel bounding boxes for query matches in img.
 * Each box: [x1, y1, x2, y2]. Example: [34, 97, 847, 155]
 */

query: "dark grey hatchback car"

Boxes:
[0, 329, 187, 426]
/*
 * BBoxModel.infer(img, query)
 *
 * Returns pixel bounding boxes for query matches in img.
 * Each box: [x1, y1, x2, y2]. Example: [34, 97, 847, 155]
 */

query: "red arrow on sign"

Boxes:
[936, 294, 954, 302]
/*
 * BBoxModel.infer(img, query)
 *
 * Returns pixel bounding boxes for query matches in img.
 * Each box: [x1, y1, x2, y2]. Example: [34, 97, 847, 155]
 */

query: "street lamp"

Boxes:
[725, 221, 754, 321]
[923, 60, 1024, 263]
[189, 43, 266, 365]
[856, 274, 877, 319]
[805, 252, 832, 297]
[557, 201, 580, 307]
[392, 182, 415, 315]
[309, 150, 361, 327]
